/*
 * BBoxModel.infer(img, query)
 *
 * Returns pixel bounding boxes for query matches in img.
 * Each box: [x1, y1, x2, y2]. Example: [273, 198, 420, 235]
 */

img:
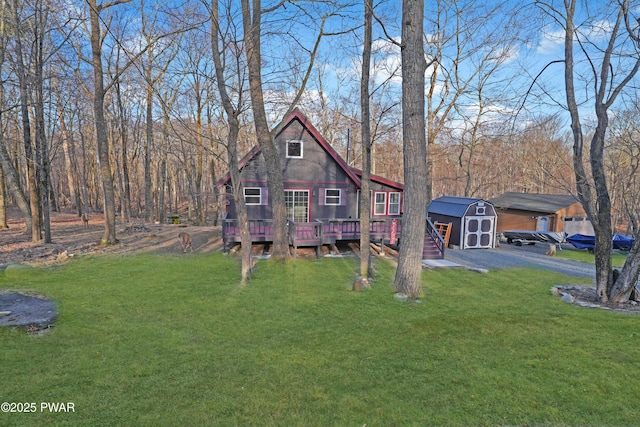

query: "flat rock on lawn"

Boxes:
[0, 292, 57, 328]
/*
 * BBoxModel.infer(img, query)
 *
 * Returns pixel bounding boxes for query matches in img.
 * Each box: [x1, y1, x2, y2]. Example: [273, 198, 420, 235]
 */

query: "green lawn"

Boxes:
[1, 253, 638, 426]
[557, 247, 628, 267]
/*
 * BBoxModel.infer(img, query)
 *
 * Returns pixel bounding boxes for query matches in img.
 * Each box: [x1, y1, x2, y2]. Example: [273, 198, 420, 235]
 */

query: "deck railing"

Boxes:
[288, 220, 323, 258]
[222, 219, 273, 252]
[222, 217, 445, 259]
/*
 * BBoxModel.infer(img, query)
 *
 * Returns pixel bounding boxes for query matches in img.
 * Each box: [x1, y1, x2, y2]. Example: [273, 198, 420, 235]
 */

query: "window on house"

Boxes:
[285, 190, 309, 222]
[244, 188, 262, 205]
[374, 192, 387, 215]
[324, 189, 341, 205]
[388, 192, 401, 215]
[286, 140, 303, 158]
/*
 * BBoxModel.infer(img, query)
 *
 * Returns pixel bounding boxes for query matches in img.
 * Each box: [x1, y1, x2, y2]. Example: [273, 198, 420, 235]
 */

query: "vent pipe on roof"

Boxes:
[346, 128, 351, 166]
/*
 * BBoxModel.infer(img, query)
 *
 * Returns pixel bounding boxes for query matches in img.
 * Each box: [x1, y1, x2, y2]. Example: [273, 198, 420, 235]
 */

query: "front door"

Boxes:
[285, 190, 309, 222]
[464, 216, 494, 249]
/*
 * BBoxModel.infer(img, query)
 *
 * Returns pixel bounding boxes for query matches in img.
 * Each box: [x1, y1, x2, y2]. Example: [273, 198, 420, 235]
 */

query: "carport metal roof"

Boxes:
[490, 192, 580, 214]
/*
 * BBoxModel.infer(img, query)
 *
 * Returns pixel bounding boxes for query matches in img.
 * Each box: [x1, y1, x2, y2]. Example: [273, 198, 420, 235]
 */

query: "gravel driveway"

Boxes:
[442, 242, 595, 278]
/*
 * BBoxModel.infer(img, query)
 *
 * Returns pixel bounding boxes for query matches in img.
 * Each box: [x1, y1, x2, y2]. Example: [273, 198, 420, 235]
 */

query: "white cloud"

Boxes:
[371, 38, 402, 85]
[585, 19, 614, 40]
[536, 26, 565, 55]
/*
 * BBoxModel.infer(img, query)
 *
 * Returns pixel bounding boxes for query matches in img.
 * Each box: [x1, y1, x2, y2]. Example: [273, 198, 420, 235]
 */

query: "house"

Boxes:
[427, 196, 497, 249]
[490, 192, 594, 236]
[216, 109, 446, 258]
[219, 108, 404, 222]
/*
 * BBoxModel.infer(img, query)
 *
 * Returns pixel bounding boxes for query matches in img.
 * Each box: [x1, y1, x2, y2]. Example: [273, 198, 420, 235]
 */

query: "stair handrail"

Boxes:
[426, 217, 446, 257]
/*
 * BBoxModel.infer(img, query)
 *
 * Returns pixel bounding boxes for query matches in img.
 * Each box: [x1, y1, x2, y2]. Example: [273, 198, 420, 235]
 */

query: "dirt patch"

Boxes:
[0, 207, 223, 267]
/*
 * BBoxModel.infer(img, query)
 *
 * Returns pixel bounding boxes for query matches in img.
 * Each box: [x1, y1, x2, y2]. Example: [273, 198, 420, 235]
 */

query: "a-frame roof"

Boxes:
[217, 108, 376, 189]
[283, 108, 363, 187]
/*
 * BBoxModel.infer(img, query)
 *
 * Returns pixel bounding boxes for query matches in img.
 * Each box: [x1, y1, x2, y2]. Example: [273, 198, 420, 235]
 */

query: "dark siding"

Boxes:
[428, 213, 462, 247]
[276, 120, 356, 221]
[223, 112, 404, 223]
[278, 121, 352, 186]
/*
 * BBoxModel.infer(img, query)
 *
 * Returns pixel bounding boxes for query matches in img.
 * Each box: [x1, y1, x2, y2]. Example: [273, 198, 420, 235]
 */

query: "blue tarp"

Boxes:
[567, 234, 635, 250]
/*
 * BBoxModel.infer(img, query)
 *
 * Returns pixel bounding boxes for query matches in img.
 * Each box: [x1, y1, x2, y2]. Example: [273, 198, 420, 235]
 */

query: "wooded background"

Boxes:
[0, 0, 637, 239]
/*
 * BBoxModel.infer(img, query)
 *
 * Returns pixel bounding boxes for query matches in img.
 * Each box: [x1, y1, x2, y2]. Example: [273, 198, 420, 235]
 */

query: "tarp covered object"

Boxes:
[567, 234, 635, 250]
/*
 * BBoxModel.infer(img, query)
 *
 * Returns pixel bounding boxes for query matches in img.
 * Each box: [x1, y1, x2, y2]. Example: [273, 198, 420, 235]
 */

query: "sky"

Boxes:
[78, 0, 640, 138]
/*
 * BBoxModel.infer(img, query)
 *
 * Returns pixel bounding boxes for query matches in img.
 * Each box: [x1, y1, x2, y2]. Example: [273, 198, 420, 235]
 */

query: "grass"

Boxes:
[1, 253, 639, 426]
[557, 247, 628, 267]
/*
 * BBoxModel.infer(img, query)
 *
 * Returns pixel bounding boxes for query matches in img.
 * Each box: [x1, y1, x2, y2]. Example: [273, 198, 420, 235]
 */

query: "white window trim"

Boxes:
[373, 192, 387, 216]
[243, 187, 262, 205]
[286, 140, 304, 158]
[388, 192, 401, 215]
[324, 189, 341, 205]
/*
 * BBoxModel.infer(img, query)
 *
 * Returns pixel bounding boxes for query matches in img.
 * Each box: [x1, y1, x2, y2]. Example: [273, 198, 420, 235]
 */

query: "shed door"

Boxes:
[464, 216, 494, 249]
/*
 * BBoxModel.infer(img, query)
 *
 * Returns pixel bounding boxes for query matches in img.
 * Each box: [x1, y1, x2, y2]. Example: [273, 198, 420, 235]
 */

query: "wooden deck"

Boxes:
[222, 218, 446, 259]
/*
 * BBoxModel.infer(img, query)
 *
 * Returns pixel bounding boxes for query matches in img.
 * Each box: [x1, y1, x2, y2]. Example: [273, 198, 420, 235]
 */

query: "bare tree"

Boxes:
[210, 0, 253, 282]
[138, 2, 183, 223]
[240, 0, 290, 260]
[0, 0, 31, 231]
[544, 0, 640, 302]
[394, 0, 427, 299]
[10, 0, 42, 241]
[176, 29, 213, 225]
[0, 166, 6, 229]
[54, 77, 82, 216]
[88, 0, 131, 245]
[605, 106, 640, 299]
[239, 0, 336, 260]
[424, 0, 523, 203]
[359, 0, 373, 282]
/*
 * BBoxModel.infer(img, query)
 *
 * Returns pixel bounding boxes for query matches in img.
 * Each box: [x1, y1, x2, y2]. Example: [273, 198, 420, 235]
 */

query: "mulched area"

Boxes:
[554, 285, 640, 314]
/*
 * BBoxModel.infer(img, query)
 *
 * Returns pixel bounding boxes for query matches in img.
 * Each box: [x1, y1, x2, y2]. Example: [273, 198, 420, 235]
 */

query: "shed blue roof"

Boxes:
[428, 196, 488, 218]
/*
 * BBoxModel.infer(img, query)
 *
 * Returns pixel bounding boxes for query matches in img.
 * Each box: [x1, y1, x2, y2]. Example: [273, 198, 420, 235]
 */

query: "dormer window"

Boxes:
[286, 140, 303, 158]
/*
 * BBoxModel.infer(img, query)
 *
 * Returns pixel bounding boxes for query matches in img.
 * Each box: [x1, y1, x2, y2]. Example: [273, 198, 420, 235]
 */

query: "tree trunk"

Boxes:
[34, 6, 51, 243]
[0, 15, 31, 232]
[394, 0, 427, 299]
[359, 0, 373, 281]
[0, 141, 31, 230]
[145, 72, 153, 223]
[610, 237, 640, 302]
[241, 0, 290, 261]
[158, 103, 173, 225]
[116, 75, 131, 223]
[77, 111, 91, 216]
[12, 0, 41, 242]
[89, 0, 123, 245]
[56, 81, 79, 215]
[0, 165, 7, 229]
[195, 88, 204, 226]
[212, 0, 253, 282]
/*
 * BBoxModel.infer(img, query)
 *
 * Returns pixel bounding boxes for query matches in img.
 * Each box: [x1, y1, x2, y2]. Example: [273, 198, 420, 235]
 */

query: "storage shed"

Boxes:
[427, 196, 497, 249]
